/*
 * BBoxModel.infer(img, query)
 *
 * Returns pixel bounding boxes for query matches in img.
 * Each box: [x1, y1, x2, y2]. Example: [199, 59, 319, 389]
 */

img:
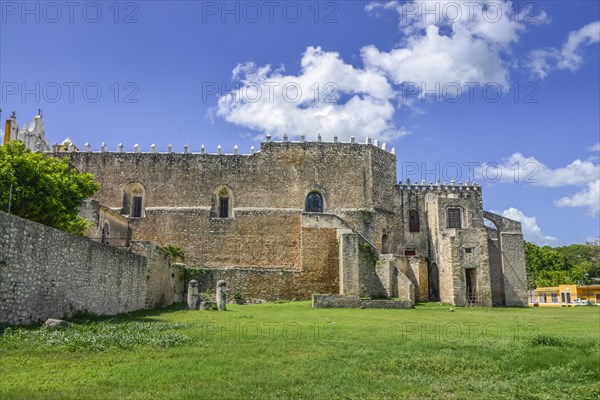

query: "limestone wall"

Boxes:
[0, 212, 181, 325]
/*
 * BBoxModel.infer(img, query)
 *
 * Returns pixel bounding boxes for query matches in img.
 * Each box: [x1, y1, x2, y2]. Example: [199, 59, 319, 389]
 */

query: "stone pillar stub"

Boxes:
[187, 280, 199, 310]
[216, 280, 227, 311]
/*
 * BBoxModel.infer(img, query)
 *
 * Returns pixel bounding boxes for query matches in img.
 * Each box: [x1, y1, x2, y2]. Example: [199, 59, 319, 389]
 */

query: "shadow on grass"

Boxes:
[0, 302, 190, 333]
[67, 302, 189, 325]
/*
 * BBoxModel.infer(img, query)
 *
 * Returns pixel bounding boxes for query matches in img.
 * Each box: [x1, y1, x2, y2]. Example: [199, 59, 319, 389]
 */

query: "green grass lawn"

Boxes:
[1, 302, 599, 400]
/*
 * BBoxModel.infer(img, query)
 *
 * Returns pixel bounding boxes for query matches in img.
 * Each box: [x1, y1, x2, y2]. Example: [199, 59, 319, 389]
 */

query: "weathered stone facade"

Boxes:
[61, 139, 527, 306]
[0, 212, 183, 325]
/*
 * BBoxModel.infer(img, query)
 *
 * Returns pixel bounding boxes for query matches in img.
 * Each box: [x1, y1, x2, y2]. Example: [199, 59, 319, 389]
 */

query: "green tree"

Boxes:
[525, 241, 600, 288]
[0, 142, 99, 235]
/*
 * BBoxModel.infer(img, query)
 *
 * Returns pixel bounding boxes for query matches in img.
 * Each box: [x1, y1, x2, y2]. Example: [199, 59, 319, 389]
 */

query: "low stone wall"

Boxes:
[185, 266, 303, 301]
[0, 212, 182, 325]
[312, 294, 413, 309]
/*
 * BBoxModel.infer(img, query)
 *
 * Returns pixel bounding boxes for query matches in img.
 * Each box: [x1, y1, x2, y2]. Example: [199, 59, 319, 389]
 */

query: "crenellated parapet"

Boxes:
[48, 134, 397, 156]
[398, 179, 481, 193]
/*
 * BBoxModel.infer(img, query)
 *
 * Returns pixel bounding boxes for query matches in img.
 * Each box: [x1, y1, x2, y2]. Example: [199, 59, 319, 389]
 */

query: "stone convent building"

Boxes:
[58, 133, 528, 307]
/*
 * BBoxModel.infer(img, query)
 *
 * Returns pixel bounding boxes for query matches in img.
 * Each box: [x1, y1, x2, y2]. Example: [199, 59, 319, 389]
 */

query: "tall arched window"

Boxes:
[123, 182, 146, 218]
[409, 210, 420, 232]
[219, 195, 229, 218]
[212, 185, 234, 219]
[101, 223, 110, 245]
[305, 192, 323, 213]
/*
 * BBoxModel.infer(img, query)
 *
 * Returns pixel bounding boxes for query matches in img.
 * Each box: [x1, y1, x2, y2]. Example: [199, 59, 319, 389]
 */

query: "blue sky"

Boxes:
[1, 0, 599, 246]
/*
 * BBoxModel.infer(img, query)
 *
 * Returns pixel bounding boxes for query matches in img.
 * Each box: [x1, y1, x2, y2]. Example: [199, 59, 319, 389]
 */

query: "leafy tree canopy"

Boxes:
[525, 240, 600, 288]
[0, 141, 99, 235]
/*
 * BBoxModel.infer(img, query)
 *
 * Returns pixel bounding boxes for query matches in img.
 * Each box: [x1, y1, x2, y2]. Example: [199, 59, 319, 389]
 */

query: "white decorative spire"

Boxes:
[217, 145, 222, 155]
[101, 142, 106, 152]
[283, 134, 288, 142]
[234, 145, 239, 155]
[381, 143, 386, 150]
[183, 144, 189, 154]
[167, 143, 173, 153]
[117, 143, 123, 153]
[134, 144, 140, 153]
[250, 146, 255, 154]
[151, 144, 156, 153]
[84, 143, 90, 152]
[350, 136, 355, 143]
[391, 147, 396, 155]
[201, 144, 205, 154]
[300, 134, 305, 142]
[266, 133, 272, 142]
[317, 133, 322, 142]
[333, 134, 338, 143]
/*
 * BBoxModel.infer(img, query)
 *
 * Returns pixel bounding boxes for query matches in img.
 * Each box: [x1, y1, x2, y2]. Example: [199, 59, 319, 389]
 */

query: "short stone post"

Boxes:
[216, 280, 227, 311]
[187, 280, 199, 310]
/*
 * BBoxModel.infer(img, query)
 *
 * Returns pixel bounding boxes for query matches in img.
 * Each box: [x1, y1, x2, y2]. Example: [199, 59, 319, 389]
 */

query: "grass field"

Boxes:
[1, 302, 599, 399]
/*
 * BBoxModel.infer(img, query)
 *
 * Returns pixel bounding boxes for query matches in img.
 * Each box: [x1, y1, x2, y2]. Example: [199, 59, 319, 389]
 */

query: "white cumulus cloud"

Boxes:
[528, 20, 600, 79]
[479, 153, 600, 187]
[480, 153, 600, 216]
[362, 0, 545, 96]
[496, 207, 559, 246]
[555, 179, 600, 217]
[215, 46, 407, 142]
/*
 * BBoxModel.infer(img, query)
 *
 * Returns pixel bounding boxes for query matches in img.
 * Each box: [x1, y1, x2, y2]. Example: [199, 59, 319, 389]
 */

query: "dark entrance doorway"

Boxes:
[428, 262, 439, 301]
[465, 268, 477, 304]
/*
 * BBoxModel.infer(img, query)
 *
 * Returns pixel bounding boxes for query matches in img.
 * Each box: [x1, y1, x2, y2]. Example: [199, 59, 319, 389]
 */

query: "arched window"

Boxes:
[409, 210, 420, 232]
[101, 223, 110, 245]
[212, 185, 234, 219]
[123, 182, 146, 218]
[305, 192, 323, 213]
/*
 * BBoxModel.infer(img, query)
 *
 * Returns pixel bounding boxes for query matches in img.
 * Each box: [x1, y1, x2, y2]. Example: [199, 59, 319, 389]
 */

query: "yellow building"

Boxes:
[529, 284, 600, 306]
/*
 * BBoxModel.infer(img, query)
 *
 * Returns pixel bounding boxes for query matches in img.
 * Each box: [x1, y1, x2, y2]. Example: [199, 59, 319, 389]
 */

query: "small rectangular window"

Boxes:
[465, 247, 472, 253]
[404, 249, 416, 256]
[447, 208, 462, 229]
[132, 196, 143, 218]
[551, 293, 558, 303]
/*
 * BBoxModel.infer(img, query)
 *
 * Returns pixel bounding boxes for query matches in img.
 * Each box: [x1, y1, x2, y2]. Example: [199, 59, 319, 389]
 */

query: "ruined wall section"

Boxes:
[483, 212, 528, 307]
[0, 212, 180, 326]
[79, 199, 130, 247]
